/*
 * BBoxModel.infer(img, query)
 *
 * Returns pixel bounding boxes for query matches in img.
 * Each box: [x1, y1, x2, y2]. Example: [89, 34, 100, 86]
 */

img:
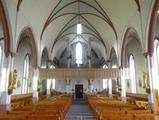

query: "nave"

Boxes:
[0, 93, 158, 120]
[0, 0, 159, 120]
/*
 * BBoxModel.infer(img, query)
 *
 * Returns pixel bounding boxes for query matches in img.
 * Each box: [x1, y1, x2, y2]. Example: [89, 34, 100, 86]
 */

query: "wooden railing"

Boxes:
[39, 68, 120, 80]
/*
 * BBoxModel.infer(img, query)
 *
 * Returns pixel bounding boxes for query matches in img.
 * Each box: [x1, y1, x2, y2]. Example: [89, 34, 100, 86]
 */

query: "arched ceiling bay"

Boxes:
[40, 0, 118, 53]
[15, 0, 145, 60]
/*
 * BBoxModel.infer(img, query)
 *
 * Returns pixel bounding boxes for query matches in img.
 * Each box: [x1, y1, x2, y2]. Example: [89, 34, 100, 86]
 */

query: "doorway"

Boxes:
[75, 84, 83, 99]
[42, 80, 47, 95]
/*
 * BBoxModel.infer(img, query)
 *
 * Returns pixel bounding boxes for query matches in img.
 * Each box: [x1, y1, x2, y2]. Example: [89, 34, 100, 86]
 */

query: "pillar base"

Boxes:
[0, 91, 11, 105]
[0, 104, 11, 114]
[47, 89, 50, 97]
[121, 97, 127, 103]
[0, 92, 11, 112]
[148, 102, 154, 109]
[33, 90, 39, 103]
[109, 94, 113, 98]
[66, 85, 70, 94]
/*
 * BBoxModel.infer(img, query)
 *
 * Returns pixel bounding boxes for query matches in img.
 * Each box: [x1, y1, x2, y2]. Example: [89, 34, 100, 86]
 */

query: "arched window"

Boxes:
[76, 42, 83, 65]
[129, 54, 136, 93]
[22, 55, 30, 93]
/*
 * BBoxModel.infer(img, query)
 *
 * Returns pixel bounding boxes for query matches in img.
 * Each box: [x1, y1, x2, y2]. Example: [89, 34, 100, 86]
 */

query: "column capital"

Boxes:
[143, 52, 149, 58]
[67, 55, 72, 60]
[87, 55, 91, 60]
[106, 59, 111, 63]
[10, 52, 16, 58]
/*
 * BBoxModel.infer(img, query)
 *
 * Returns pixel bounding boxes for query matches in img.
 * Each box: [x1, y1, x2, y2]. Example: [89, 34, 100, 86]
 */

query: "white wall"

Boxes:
[13, 39, 34, 95]
[125, 40, 146, 94]
[55, 79, 102, 93]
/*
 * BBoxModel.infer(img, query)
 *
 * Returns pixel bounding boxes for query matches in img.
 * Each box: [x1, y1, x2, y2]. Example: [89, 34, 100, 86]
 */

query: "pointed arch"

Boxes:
[0, 0, 11, 57]
[147, 0, 159, 57]
[16, 27, 38, 68]
[41, 47, 49, 68]
[41, 47, 49, 61]
[109, 47, 117, 61]
[121, 27, 142, 68]
[109, 47, 118, 67]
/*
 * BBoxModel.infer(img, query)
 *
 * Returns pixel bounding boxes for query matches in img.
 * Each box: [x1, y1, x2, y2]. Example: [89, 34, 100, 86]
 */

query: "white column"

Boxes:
[47, 79, 51, 96]
[90, 83, 93, 93]
[0, 55, 12, 111]
[32, 69, 39, 102]
[0, 92, 11, 105]
[0, 91, 11, 111]
[66, 80, 70, 94]
[107, 62, 113, 97]
[121, 68, 126, 101]
[88, 40, 93, 93]
[66, 39, 71, 94]
[88, 80, 93, 93]
[147, 55, 155, 108]
[108, 79, 112, 96]
[88, 40, 91, 68]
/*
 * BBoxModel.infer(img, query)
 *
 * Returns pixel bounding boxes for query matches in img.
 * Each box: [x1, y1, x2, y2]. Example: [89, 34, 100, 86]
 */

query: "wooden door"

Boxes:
[75, 84, 83, 99]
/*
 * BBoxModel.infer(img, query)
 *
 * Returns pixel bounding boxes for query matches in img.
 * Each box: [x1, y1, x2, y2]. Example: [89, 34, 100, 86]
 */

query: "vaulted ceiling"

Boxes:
[14, 0, 150, 61]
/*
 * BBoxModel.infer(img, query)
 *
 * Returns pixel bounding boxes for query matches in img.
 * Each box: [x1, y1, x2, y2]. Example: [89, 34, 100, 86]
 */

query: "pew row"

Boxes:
[87, 95, 155, 120]
[0, 95, 72, 120]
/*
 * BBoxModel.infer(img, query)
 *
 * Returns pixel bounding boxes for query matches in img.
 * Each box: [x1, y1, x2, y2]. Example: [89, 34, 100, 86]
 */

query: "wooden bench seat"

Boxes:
[26, 115, 59, 120]
[0, 95, 72, 120]
[87, 95, 154, 120]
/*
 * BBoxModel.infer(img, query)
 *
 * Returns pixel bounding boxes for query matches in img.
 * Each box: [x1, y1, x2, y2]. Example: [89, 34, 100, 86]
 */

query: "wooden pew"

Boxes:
[11, 94, 33, 110]
[0, 95, 72, 120]
[87, 95, 154, 120]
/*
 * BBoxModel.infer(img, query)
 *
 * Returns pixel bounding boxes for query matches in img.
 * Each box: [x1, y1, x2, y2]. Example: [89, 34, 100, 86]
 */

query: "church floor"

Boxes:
[66, 98, 96, 120]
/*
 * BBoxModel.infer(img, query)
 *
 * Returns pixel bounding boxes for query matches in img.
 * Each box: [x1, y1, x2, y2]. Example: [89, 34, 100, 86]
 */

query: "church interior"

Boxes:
[0, 0, 159, 119]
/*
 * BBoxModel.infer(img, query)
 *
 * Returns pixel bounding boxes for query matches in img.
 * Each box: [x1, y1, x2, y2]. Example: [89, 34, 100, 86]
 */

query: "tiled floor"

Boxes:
[66, 99, 96, 120]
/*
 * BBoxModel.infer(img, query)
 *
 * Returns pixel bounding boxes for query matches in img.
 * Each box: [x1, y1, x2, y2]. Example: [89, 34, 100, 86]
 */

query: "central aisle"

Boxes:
[66, 99, 96, 120]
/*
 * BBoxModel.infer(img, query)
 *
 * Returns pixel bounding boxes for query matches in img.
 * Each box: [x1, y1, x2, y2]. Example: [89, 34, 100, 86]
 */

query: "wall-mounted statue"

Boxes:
[8, 69, 17, 95]
[138, 77, 142, 88]
[143, 72, 150, 94]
